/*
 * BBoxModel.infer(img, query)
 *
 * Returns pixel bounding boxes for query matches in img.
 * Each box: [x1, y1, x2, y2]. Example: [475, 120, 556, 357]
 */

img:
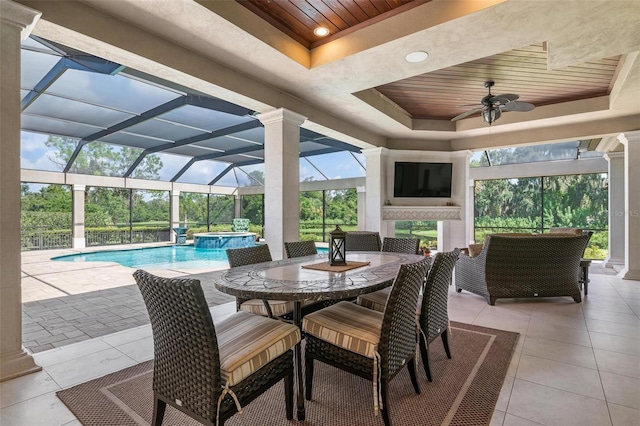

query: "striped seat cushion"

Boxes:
[239, 299, 295, 317]
[356, 287, 390, 313]
[216, 310, 301, 386]
[302, 301, 383, 358]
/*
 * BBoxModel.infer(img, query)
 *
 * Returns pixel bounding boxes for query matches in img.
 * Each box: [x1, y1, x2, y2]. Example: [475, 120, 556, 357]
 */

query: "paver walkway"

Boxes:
[21, 244, 234, 353]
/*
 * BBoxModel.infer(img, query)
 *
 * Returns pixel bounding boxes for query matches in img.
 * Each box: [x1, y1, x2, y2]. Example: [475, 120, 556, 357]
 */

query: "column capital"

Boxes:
[257, 108, 306, 127]
[171, 190, 180, 197]
[617, 131, 640, 145]
[0, 0, 41, 40]
[72, 184, 86, 192]
[360, 147, 390, 158]
[604, 151, 625, 161]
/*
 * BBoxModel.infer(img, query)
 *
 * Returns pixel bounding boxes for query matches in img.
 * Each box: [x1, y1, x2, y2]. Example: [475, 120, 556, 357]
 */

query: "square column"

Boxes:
[362, 147, 390, 236]
[356, 186, 366, 229]
[0, 0, 42, 381]
[72, 184, 86, 248]
[618, 132, 640, 280]
[604, 152, 625, 268]
[170, 190, 180, 243]
[234, 193, 242, 219]
[258, 109, 306, 260]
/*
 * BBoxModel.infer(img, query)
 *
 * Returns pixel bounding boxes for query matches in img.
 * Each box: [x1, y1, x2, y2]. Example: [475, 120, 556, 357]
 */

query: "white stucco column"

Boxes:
[356, 186, 366, 229]
[441, 150, 472, 251]
[604, 152, 625, 268]
[0, 0, 42, 381]
[234, 193, 242, 219]
[169, 189, 180, 243]
[618, 132, 640, 281]
[72, 184, 86, 248]
[362, 147, 389, 236]
[258, 109, 305, 260]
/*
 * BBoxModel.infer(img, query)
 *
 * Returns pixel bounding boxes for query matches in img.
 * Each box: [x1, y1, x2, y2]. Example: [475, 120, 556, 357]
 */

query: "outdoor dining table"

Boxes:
[214, 250, 425, 420]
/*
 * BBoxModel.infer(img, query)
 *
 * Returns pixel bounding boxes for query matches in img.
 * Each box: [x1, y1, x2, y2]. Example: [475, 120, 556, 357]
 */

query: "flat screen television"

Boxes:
[393, 162, 453, 198]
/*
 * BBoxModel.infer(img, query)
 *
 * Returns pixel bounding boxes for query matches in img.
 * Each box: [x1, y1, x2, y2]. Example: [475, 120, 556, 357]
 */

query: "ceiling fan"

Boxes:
[451, 80, 535, 125]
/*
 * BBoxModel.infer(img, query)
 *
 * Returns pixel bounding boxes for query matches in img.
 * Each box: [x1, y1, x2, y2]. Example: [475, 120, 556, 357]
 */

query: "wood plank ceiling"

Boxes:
[236, 0, 424, 48]
[235, 2, 620, 122]
[375, 44, 620, 120]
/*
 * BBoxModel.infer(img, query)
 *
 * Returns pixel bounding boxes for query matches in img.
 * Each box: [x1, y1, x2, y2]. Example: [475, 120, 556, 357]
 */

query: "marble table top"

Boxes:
[214, 251, 425, 302]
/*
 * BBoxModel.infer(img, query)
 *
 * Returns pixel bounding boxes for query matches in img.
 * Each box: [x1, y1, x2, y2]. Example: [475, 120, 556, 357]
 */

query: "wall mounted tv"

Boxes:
[393, 162, 453, 198]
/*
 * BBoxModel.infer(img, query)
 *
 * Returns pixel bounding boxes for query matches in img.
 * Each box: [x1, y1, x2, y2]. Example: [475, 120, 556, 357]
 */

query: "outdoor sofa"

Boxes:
[455, 232, 592, 305]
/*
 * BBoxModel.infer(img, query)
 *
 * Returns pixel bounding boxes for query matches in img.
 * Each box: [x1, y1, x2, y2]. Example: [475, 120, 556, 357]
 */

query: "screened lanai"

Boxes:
[21, 35, 366, 186]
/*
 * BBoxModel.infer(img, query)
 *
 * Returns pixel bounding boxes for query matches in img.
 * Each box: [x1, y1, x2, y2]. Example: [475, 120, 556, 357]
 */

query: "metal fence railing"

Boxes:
[21, 227, 72, 251]
[85, 226, 171, 247]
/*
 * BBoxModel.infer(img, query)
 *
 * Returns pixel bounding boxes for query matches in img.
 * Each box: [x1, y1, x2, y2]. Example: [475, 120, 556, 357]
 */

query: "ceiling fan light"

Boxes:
[482, 107, 501, 125]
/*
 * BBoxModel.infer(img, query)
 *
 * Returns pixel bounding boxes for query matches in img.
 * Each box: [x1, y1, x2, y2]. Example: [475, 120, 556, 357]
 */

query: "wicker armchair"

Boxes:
[133, 270, 300, 426]
[284, 241, 317, 258]
[455, 234, 592, 305]
[302, 257, 431, 426]
[345, 231, 382, 252]
[226, 245, 294, 318]
[418, 249, 460, 381]
[382, 237, 420, 254]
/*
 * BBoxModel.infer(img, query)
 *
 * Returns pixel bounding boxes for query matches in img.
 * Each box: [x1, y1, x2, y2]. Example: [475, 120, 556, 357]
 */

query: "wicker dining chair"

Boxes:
[302, 257, 431, 426]
[226, 245, 294, 319]
[418, 248, 460, 381]
[382, 237, 420, 254]
[345, 231, 382, 252]
[133, 270, 301, 426]
[284, 241, 318, 258]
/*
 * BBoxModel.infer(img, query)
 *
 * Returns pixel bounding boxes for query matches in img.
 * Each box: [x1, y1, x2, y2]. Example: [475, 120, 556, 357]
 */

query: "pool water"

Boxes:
[53, 245, 328, 270]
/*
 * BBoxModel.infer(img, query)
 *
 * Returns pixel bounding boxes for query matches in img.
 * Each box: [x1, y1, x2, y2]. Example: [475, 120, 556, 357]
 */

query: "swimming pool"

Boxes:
[53, 245, 328, 270]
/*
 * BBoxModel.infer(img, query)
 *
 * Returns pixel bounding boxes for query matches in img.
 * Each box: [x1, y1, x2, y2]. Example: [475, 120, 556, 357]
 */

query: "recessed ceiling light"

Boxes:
[314, 27, 330, 37]
[405, 51, 428, 63]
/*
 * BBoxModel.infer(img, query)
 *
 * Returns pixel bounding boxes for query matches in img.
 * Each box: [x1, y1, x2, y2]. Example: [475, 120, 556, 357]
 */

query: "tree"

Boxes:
[45, 136, 162, 179]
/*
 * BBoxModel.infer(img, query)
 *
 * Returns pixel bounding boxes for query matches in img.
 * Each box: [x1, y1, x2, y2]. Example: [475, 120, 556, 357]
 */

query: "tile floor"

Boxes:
[2, 262, 640, 425]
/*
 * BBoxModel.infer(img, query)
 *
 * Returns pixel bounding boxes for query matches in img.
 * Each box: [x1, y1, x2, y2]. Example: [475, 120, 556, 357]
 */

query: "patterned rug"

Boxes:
[57, 321, 518, 426]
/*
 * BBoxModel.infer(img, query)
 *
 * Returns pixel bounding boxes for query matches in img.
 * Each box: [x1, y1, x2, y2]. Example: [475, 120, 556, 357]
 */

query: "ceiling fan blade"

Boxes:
[451, 107, 484, 122]
[502, 101, 535, 112]
[490, 93, 519, 104]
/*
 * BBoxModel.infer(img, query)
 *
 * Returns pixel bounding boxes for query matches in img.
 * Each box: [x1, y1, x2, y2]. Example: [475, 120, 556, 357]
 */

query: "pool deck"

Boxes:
[21, 242, 235, 353]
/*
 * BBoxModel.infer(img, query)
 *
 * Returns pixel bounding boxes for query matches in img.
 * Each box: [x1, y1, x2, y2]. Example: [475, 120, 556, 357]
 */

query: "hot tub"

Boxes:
[193, 232, 257, 250]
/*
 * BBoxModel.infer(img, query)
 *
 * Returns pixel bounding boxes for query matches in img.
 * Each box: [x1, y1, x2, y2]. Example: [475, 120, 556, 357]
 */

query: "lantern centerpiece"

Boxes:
[328, 225, 347, 266]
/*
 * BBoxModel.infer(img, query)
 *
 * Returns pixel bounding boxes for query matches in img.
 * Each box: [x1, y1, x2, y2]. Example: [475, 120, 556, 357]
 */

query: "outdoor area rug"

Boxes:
[57, 321, 518, 426]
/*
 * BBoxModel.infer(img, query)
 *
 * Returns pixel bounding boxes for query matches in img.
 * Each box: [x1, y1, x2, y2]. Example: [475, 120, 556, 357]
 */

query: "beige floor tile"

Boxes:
[496, 375, 515, 412]
[583, 300, 637, 315]
[608, 403, 640, 426]
[507, 379, 611, 426]
[502, 414, 546, 426]
[114, 335, 154, 363]
[522, 336, 597, 369]
[590, 331, 640, 357]
[100, 324, 152, 347]
[526, 322, 592, 347]
[0, 370, 60, 408]
[45, 348, 137, 388]
[61, 420, 83, 426]
[529, 310, 587, 330]
[584, 309, 640, 326]
[594, 349, 640, 379]
[490, 409, 506, 426]
[0, 391, 77, 426]
[507, 351, 521, 378]
[586, 319, 640, 340]
[515, 354, 604, 399]
[33, 339, 113, 368]
[600, 372, 640, 409]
